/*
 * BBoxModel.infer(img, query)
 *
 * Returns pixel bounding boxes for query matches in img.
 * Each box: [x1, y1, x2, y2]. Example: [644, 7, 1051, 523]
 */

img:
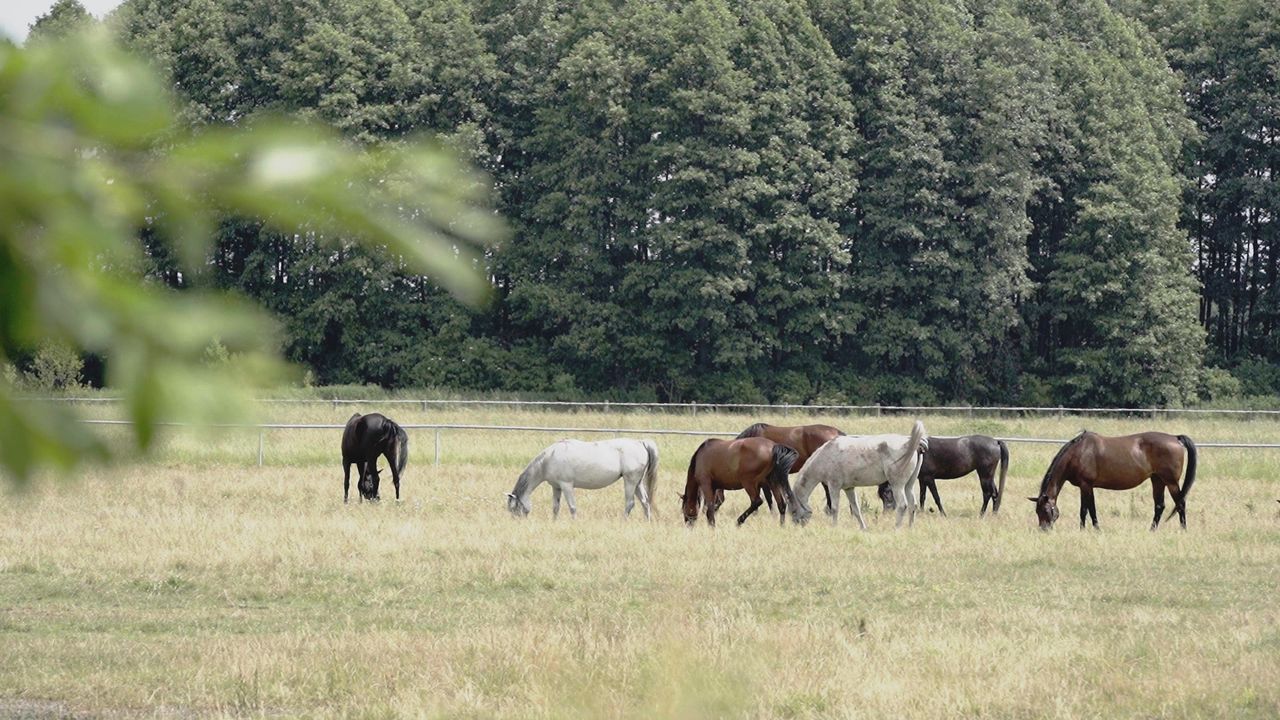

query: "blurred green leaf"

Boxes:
[0, 29, 501, 487]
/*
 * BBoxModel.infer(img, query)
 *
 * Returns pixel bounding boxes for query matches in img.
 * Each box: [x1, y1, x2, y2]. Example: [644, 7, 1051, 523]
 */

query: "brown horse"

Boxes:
[877, 435, 1009, 516]
[1031, 431, 1197, 530]
[681, 437, 798, 527]
[711, 423, 842, 512]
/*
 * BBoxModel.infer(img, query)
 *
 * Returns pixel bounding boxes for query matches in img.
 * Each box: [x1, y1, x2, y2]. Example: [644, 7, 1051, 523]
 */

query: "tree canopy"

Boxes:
[77, 0, 1274, 406]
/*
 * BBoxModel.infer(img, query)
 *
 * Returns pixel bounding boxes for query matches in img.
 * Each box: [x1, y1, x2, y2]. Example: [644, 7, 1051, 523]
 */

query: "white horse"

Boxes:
[506, 439, 659, 519]
[791, 420, 928, 528]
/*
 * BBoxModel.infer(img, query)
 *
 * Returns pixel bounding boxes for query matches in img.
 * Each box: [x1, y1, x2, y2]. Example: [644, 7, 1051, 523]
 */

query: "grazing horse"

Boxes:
[877, 435, 1008, 516]
[713, 423, 841, 512]
[341, 413, 409, 503]
[506, 439, 659, 519]
[791, 420, 928, 529]
[681, 437, 798, 527]
[1031, 431, 1197, 530]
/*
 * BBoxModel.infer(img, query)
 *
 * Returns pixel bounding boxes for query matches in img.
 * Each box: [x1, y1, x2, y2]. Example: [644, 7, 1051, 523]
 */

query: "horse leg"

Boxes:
[701, 482, 718, 527]
[736, 484, 764, 526]
[355, 460, 367, 503]
[343, 462, 352, 503]
[925, 477, 945, 517]
[892, 483, 910, 528]
[825, 482, 841, 525]
[1164, 477, 1186, 529]
[552, 485, 562, 520]
[769, 483, 787, 526]
[1079, 485, 1097, 529]
[383, 450, 401, 501]
[905, 480, 918, 528]
[562, 485, 578, 519]
[848, 486, 868, 531]
[1150, 480, 1165, 531]
[636, 475, 652, 520]
[623, 475, 637, 518]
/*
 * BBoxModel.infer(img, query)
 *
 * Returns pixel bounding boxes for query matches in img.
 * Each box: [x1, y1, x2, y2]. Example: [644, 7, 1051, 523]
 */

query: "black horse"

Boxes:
[878, 434, 1008, 516]
[341, 413, 409, 502]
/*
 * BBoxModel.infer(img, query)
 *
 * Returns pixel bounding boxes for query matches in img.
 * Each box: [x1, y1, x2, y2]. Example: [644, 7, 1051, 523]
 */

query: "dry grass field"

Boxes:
[2, 404, 1279, 718]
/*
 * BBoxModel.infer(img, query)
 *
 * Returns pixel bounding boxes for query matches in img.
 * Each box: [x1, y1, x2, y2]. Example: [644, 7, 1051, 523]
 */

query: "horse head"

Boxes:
[1028, 495, 1059, 529]
[358, 467, 381, 501]
[679, 492, 699, 526]
[506, 492, 530, 518]
[878, 482, 895, 511]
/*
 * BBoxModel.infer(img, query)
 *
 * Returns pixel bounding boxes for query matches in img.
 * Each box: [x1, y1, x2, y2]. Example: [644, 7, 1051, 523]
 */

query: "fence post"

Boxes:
[874, 403, 881, 417]
[421, 400, 427, 412]
[257, 431, 264, 467]
[434, 430, 441, 466]
[691, 402, 697, 416]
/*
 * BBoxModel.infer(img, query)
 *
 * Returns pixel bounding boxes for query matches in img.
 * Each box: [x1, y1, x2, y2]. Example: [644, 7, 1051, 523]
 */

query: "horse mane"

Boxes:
[1038, 430, 1086, 496]
[511, 449, 545, 499]
[736, 423, 768, 439]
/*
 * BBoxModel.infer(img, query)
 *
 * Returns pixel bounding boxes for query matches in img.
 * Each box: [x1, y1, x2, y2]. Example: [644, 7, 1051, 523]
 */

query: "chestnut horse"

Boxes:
[1031, 431, 1197, 530]
[681, 437, 798, 527]
[877, 435, 1009, 516]
[713, 423, 841, 513]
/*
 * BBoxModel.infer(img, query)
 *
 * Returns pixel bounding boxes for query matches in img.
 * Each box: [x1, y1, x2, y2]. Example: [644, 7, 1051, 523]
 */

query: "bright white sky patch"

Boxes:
[1, 0, 124, 42]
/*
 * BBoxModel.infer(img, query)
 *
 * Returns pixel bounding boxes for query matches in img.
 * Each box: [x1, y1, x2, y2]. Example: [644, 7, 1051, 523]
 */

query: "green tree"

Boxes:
[28, 0, 94, 42]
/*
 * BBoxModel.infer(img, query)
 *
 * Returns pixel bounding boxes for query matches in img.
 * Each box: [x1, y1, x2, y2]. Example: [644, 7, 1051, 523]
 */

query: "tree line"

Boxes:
[31, 0, 1279, 406]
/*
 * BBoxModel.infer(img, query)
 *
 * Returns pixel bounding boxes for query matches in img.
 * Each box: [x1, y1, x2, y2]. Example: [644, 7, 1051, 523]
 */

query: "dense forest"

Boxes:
[30, 0, 1279, 405]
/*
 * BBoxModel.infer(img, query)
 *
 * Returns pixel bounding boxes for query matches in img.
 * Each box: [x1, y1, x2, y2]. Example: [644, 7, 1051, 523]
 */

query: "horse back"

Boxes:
[923, 435, 1001, 479]
[697, 437, 773, 489]
[1081, 432, 1178, 489]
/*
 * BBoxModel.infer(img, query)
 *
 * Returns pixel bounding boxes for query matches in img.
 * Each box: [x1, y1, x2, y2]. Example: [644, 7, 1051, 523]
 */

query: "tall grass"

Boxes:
[1, 407, 1278, 718]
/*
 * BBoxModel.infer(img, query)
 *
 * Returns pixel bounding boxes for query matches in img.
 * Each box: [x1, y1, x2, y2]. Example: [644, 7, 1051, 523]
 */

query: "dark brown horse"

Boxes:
[681, 437, 798, 527]
[1031, 431, 1197, 530]
[341, 413, 409, 502]
[877, 435, 1009, 516]
[711, 423, 842, 512]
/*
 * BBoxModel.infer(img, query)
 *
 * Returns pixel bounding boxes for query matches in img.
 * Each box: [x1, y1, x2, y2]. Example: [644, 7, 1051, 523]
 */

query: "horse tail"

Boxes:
[769, 443, 799, 511]
[995, 439, 1009, 514]
[895, 420, 928, 472]
[736, 423, 767, 439]
[642, 440, 659, 518]
[1177, 434, 1197, 501]
[395, 422, 409, 475]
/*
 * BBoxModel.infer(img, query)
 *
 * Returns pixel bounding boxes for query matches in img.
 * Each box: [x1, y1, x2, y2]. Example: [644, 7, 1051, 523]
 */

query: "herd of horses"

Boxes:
[341, 412, 1199, 531]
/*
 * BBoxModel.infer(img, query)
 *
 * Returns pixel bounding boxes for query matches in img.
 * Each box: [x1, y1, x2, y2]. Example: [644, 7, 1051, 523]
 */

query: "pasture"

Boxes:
[2, 405, 1279, 718]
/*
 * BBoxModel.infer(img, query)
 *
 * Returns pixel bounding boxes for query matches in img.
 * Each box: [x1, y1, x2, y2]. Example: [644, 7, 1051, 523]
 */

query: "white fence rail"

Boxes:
[78, 419, 1280, 467]
[36, 396, 1280, 416]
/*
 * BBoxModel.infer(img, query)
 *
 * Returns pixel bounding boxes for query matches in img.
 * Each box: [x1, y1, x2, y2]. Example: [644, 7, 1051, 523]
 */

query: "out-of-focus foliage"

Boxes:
[0, 30, 501, 487]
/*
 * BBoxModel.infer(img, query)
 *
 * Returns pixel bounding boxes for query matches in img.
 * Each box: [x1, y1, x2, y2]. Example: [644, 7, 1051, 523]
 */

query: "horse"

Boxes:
[506, 439, 659, 519]
[681, 437, 798, 527]
[790, 420, 928, 529]
[711, 423, 842, 513]
[877, 435, 1008, 516]
[1031, 430, 1197, 530]
[341, 413, 409, 503]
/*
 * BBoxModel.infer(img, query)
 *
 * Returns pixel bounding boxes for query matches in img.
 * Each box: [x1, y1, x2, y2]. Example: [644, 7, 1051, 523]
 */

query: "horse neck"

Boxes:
[512, 462, 547, 508]
[1039, 464, 1064, 500]
[791, 471, 818, 511]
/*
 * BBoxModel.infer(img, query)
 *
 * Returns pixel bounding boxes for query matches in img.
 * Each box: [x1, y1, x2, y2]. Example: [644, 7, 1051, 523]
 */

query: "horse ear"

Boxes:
[676, 493, 685, 501]
[507, 493, 516, 500]
[1027, 496, 1039, 503]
